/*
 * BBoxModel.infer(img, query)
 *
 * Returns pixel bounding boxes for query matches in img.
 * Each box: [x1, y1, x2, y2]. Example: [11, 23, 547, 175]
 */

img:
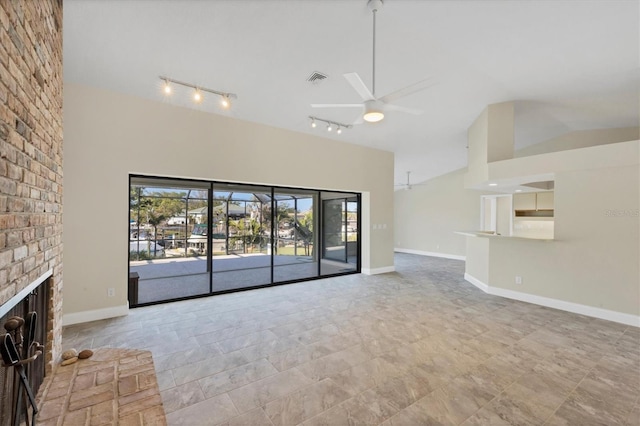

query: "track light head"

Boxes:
[336, 126, 342, 134]
[221, 95, 231, 109]
[311, 118, 317, 128]
[327, 123, 332, 132]
[163, 80, 171, 95]
[193, 89, 202, 103]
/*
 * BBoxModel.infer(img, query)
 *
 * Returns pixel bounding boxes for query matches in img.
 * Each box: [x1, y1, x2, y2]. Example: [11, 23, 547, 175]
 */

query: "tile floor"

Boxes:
[63, 254, 640, 425]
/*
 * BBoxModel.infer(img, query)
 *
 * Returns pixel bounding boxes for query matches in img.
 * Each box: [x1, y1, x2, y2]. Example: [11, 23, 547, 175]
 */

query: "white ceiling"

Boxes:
[63, 0, 639, 186]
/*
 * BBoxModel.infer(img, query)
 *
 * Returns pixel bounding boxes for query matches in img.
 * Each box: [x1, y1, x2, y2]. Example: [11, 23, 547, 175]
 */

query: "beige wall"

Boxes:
[397, 119, 639, 321]
[63, 83, 394, 322]
[466, 102, 515, 188]
[465, 237, 489, 284]
[485, 163, 639, 316]
[463, 140, 640, 324]
[515, 127, 639, 158]
[394, 169, 490, 258]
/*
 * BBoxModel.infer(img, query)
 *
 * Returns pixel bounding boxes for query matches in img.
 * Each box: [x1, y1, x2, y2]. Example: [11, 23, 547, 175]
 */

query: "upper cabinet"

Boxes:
[513, 193, 536, 210]
[536, 191, 554, 210]
[514, 191, 554, 217]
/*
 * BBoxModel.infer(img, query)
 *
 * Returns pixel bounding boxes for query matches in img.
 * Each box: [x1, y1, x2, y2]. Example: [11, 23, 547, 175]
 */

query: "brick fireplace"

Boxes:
[0, 0, 64, 415]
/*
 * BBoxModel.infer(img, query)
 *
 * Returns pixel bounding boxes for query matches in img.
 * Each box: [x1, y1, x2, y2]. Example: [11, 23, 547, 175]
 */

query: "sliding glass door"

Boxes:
[128, 176, 360, 307]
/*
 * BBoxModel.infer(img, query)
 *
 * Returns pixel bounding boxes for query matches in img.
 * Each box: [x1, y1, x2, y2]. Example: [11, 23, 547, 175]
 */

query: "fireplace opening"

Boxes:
[0, 271, 51, 426]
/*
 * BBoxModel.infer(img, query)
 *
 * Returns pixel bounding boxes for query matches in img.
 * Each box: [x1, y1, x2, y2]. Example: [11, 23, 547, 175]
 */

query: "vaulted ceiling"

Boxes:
[63, 0, 639, 186]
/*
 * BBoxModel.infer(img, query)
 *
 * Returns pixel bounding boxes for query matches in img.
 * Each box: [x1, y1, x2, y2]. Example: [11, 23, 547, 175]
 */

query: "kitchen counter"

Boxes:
[455, 231, 554, 242]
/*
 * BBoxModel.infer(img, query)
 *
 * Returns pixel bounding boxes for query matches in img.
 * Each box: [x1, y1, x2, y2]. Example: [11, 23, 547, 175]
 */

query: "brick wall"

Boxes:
[0, 0, 63, 372]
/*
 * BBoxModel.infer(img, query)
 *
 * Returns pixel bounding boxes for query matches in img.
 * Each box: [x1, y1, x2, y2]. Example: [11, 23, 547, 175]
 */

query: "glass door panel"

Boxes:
[212, 183, 272, 292]
[273, 190, 318, 283]
[129, 178, 210, 305]
[321, 193, 359, 275]
[345, 200, 359, 268]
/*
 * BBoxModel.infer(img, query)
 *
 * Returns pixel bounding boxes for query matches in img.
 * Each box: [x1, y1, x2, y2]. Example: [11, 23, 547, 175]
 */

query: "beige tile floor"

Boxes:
[63, 254, 640, 425]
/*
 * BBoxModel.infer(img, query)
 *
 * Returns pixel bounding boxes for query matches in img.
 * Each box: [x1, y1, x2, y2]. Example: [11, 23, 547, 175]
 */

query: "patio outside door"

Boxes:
[321, 194, 359, 275]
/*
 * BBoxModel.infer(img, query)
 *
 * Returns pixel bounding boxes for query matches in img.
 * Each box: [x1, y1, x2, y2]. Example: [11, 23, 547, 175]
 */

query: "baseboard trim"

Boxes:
[395, 248, 465, 261]
[464, 273, 639, 327]
[63, 304, 129, 326]
[464, 273, 489, 292]
[362, 266, 396, 275]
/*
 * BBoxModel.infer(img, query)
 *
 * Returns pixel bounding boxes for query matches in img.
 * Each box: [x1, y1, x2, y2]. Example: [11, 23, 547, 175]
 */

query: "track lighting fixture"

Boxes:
[308, 116, 352, 135]
[159, 75, 237, 109]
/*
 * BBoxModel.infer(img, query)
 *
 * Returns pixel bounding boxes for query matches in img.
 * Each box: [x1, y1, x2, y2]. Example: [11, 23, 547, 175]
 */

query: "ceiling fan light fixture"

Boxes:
[363, 110, 384, 123]
[363, 100, 384, 122]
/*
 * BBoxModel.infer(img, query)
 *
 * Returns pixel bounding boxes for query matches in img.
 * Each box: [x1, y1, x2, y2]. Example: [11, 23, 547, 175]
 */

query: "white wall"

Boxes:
[394, 168, 490, 258]
[63, 83, 395, 323]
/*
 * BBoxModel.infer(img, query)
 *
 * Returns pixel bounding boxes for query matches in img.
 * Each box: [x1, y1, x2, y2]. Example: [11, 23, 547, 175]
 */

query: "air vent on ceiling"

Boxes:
[307, 71, 328, 84]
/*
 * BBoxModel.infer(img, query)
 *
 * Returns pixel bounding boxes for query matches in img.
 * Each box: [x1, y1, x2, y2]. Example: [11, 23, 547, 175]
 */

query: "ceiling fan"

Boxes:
[311, 0, 435, 124]
[395, 171, 424, 190]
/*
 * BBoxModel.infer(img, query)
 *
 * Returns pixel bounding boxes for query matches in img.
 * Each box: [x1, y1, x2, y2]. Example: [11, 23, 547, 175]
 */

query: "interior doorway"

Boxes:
[480, 194, 512, 236]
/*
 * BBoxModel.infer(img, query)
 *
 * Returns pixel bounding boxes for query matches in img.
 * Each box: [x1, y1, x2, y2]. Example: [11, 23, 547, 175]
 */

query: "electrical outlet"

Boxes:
[108, 288, 115, 297]
[515, 276, 522, 285]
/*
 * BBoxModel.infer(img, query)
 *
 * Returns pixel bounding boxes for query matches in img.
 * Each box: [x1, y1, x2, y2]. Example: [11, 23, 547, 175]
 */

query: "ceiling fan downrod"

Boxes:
[368, 0, 383, 97]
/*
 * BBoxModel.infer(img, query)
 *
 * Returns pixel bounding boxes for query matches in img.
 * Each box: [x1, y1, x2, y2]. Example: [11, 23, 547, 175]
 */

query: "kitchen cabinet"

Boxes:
[513, 193, 536, 210]
[536, 191, 554, 210]
[513, 191, 554, 220]
[513, 191, 554, 211]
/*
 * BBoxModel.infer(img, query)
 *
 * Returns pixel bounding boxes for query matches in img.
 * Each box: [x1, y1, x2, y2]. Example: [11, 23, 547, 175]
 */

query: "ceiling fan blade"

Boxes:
[379, 77, 436, 104]
[311, 103, 364, 108]
[344, 73, 375, 101]
[385, 104, 424, 115]
[351, 116, 364, 125]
